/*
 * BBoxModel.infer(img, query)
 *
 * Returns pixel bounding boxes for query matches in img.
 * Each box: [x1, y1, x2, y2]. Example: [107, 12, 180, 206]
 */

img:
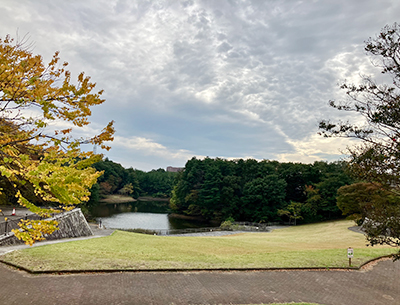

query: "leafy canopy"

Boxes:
[0, 35, 115, 245]
[319, 23, 400, 192]
[319, 23, 400, 259]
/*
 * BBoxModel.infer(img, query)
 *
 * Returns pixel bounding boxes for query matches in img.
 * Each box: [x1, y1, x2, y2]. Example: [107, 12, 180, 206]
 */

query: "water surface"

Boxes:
[93, 200, 213, 230]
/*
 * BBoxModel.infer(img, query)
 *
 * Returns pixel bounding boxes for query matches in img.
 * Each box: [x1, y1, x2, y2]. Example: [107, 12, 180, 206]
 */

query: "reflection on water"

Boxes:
[168, 216, 215, 230]
[91, 200, 168, 217]
[92, 200, 213, 230]
[99, 212, 170, 230]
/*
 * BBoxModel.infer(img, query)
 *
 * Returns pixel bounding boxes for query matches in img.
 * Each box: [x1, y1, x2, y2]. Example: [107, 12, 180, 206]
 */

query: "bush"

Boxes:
[220, 217, 237, 230]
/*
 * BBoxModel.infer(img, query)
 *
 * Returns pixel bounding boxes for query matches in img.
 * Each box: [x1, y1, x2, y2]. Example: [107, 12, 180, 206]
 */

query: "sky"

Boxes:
[1, 0, 399, 171]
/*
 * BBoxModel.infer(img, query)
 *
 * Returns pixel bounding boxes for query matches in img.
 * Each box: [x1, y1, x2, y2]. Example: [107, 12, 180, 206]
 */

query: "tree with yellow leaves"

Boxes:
[0, 35, 115, 245]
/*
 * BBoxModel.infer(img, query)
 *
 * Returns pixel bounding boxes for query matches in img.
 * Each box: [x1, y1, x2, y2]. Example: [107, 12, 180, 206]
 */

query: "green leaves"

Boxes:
[0, 34, 114, 245]
[171, 158, 351, 223]
[319, 23, 400, 259]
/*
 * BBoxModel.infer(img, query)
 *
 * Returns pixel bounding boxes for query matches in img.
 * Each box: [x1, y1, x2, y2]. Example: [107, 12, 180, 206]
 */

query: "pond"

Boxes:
[91, 199, 215, 230]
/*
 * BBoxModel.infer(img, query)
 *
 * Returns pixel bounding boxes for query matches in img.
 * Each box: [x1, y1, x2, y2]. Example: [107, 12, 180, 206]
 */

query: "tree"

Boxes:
[361, 193, 400, 260]
[337, 182, 400, 260]
[91, 159, 140, 198]
[277, 201, 303, 225]
[170, 157, 351, 223]
[135, 168, 177, 197]
[319, 23, 400, 259]
[199, 165, 222, 219]
[242, 175, 287, 222]
[336, 182, 393, 224]
[0, 35, 114, 245]
[319, 23, 400, 192]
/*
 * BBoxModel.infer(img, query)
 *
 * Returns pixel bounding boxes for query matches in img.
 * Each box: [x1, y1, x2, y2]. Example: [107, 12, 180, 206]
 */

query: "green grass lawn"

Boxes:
[1, 220, 397, 271]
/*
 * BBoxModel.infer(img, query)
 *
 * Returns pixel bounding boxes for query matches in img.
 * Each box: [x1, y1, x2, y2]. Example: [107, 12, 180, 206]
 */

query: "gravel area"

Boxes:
[348, 225, 365, 235]
[169, 225, 289, 237]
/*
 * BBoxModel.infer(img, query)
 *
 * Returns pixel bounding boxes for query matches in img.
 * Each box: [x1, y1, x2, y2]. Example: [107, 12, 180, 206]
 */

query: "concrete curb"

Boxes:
[0, 254, 393, 275]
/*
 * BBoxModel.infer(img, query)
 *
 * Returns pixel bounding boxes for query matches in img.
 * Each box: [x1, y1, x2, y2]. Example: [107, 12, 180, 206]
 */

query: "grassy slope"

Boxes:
[2, 220, 397, 271]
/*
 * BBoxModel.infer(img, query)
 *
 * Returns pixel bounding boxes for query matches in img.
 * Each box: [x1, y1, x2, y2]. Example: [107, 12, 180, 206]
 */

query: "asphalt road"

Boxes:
[0, 258, 399, 305]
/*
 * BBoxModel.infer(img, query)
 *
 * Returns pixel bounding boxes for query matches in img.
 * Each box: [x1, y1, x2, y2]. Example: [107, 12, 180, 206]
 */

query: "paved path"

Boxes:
[0, 258, 398, 305]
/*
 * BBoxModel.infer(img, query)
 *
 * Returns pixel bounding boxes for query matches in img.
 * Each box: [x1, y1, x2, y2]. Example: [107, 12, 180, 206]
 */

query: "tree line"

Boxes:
[84, 159, 178, 211]
[170, 157, 353, 223]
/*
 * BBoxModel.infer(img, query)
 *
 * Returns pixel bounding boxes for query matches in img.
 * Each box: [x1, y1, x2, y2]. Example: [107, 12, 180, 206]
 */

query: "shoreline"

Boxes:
[168, 213, 206, 221]
[168, 213, 220, 226]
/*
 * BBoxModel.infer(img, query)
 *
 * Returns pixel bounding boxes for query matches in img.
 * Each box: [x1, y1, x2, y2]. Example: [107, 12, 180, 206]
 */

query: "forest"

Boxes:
[170, 157, 353, 223]
[84, 157, 354, 224]
[84, 159, 178, 211]
[1, 155, 353, 225]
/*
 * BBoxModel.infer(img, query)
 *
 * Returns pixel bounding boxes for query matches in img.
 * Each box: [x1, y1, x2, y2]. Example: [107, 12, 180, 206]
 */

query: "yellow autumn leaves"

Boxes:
[0, 34, 114, 245]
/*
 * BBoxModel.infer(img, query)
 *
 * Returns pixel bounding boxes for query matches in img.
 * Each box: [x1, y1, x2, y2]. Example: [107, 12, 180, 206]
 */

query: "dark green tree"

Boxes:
[135, 168, 177, 197]
[170, 157, 352, 223]
[200, 165, 223, 219]
[313, 171, 353, 219]
[242, 175, 287, 222]
[319, 23, 400, 259]
[170, 157, 204, 215]
[337, 182, 387, 223]
[219, 175, 242, 220]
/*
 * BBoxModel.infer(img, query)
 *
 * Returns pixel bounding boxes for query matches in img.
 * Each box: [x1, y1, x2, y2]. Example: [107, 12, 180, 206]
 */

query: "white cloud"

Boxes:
[276, 133, 355, 163]
[1, 0, 399, 170]
[112, 135, 204, 161]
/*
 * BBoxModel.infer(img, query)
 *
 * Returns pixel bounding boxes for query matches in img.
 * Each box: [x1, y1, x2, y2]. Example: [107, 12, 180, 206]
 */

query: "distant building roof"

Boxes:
[166, 166, 184, 172]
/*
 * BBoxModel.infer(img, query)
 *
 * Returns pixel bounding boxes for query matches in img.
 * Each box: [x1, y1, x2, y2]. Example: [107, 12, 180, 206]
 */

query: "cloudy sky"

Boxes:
[1, 0, 399, 171]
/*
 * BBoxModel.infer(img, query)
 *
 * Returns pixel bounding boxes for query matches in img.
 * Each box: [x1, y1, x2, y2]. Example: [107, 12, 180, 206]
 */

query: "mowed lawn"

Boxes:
[1, 220, 397, 271]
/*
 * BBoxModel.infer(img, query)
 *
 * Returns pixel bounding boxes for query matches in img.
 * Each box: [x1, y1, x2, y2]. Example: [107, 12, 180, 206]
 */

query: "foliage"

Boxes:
[362, 199, 400, 261]
[91, 159, 140, 199]
[0, 35, 114, 245]
[122, 228, 158, 235]
[278, 201, 303, 224]
[219, 217, 236, 230]
[242, 175, 287, 222]
[319, 23, 400, 259]
[338, 182, 400, 259]
[134, 168, 178, 197]
[86, 161, 177, 212]
[118, 183, 134, 195]
[170, 157, 352, 222]
[319, 23, 400, 191]
[337, 183, 385, 223]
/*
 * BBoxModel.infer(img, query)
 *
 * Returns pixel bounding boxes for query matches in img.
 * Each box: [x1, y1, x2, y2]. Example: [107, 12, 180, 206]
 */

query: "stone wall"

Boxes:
[0, 208, 93, 247]
[0, 232, 24, 246]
